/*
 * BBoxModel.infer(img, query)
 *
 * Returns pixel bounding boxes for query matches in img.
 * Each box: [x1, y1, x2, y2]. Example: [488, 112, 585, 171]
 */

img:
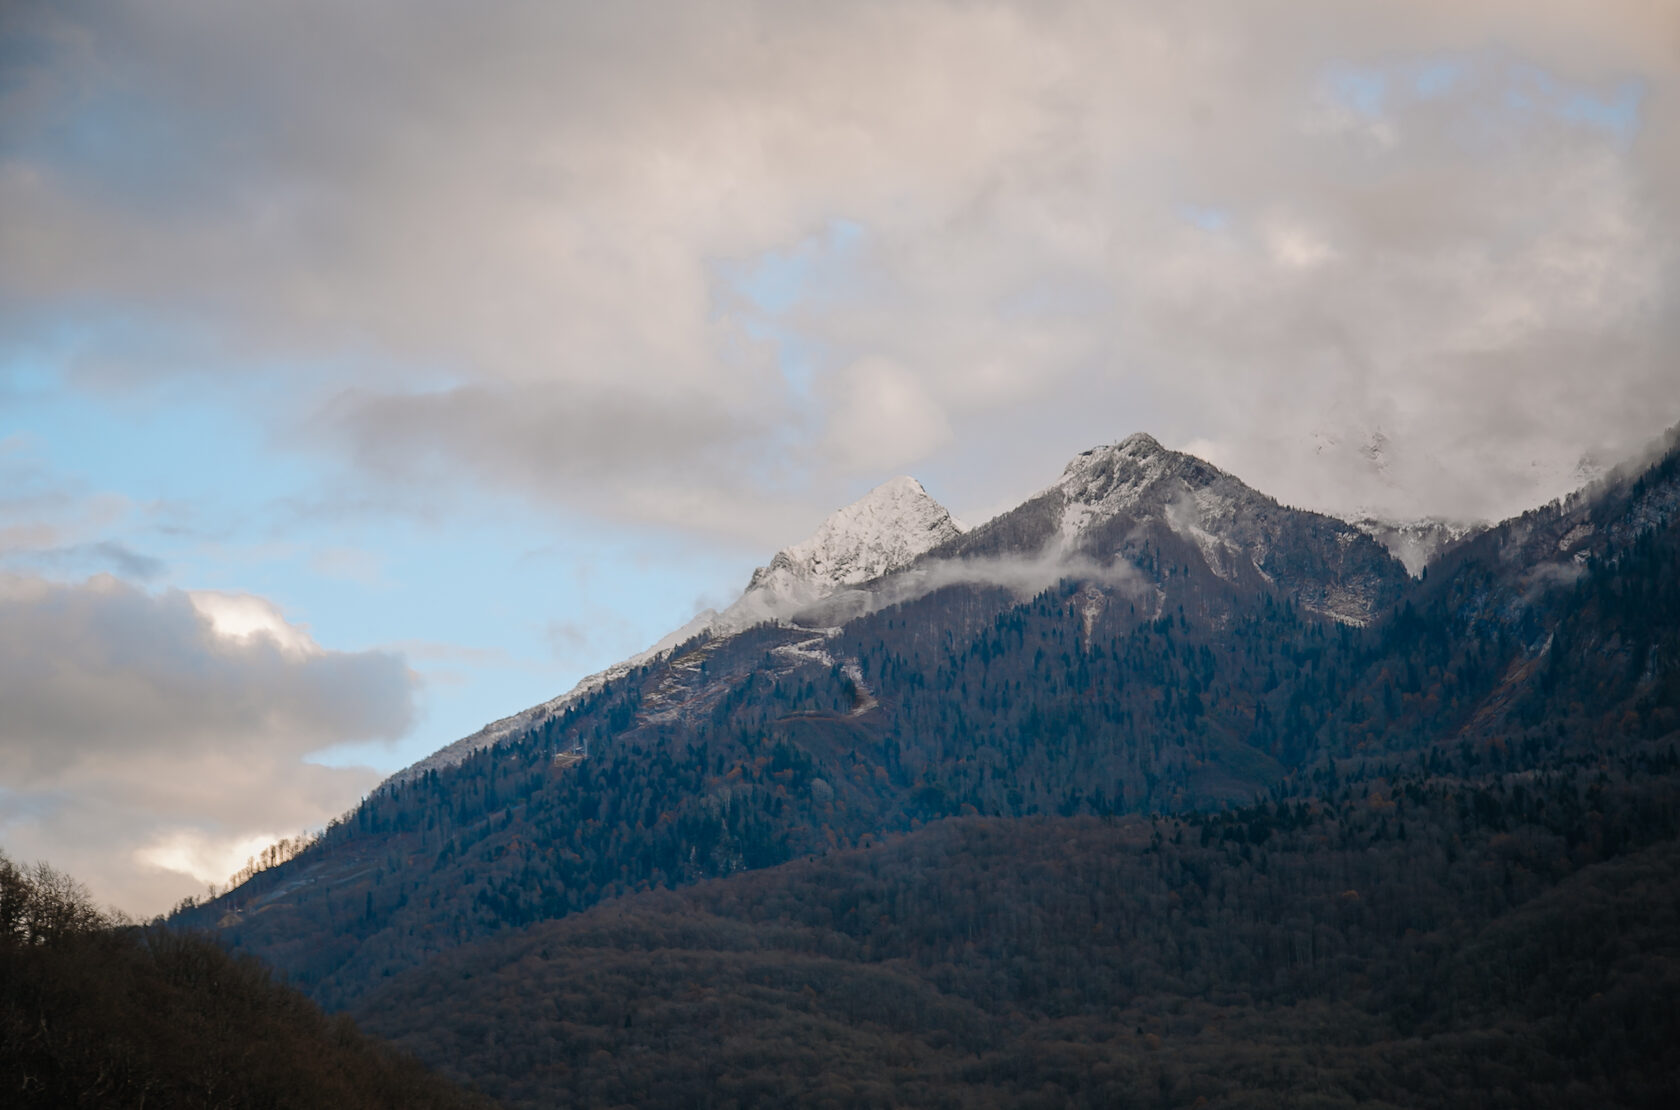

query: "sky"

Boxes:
[2, 0, 1678, 915]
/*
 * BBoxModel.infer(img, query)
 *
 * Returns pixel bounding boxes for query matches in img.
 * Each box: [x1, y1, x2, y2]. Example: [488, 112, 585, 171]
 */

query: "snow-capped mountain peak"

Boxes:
[722, 476, 964, 630]
[1056, 433, 1173, 507]
[1060, 432, 1167, 474]
[1002, 433, 1406, 626]
[750, 476, 963, 590]
[1050, 433, 1246, 549]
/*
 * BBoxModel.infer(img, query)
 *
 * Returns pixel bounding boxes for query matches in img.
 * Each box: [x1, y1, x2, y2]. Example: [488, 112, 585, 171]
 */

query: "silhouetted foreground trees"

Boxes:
[0, 851, 493, 1110]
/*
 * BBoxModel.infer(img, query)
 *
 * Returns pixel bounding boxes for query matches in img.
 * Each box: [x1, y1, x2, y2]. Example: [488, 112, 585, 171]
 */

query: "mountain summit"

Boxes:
[755, 475, 964, 589]
[945, 432, 1407, 625]
[716, 476, 964, 632]
[1052, 431, 1224, 547]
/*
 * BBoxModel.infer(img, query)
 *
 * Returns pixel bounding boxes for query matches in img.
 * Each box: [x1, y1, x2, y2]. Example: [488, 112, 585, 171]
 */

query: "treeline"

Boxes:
[219, 830, 323, 899]
[0, 851, 494, 1109]
[355, 740, 1680, 1109]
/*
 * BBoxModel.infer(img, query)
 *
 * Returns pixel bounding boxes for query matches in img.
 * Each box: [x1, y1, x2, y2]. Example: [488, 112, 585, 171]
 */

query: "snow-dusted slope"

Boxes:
[384, 477, 962, 786]
[385, 607, 718, 786]
[1052, 433, 1197, 547]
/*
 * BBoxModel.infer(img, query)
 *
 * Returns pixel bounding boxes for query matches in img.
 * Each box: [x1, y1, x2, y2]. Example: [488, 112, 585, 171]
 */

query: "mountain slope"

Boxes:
[390, 476, 963, 784]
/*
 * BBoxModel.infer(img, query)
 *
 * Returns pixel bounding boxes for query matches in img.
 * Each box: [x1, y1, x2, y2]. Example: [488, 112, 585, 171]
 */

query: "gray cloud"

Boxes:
[0, 573, 416, 914]
[85, 540, 166, 580]
[1, 0, 1676, 536]
[317, 380, 802, 538]
[2, 540, 168, 581]
[0, 575, 412, 781]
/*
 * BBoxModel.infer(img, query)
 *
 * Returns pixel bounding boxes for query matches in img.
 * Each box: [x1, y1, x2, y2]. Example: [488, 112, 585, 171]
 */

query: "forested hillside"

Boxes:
[355, 744, 1680, 1108]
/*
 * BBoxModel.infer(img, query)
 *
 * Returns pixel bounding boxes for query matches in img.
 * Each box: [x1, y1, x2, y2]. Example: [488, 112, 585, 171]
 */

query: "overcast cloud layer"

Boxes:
[5, 0, 1676, 529]
[2, 0, 1678, 912]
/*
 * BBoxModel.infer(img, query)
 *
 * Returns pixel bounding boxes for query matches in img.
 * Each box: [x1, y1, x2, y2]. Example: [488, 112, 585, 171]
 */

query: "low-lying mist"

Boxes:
[790, 549, 1150, 629]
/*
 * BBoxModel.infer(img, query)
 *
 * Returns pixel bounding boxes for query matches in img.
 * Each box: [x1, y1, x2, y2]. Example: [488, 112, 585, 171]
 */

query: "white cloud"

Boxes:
[188, 590, 319, 658]
[822, 356, 953, 472]
[0, 573, 416, 914]
[135, 827, 293, 889]
[1263, 218, 1335, 270]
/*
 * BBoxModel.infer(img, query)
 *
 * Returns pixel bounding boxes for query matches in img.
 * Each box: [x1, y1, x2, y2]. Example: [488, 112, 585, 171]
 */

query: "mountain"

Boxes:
[176, 429, 1680, 1105]
[395, 437, 1395, 785]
